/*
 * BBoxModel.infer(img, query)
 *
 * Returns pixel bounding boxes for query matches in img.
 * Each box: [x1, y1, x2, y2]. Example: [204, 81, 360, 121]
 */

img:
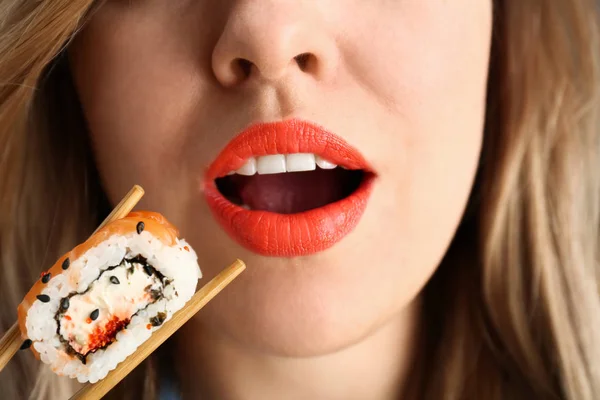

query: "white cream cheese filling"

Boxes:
[58, 259, 164, 354]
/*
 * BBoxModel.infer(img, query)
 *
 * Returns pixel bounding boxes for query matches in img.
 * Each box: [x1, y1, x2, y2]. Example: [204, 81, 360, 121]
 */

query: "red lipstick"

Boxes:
[204, 119, 374, 257]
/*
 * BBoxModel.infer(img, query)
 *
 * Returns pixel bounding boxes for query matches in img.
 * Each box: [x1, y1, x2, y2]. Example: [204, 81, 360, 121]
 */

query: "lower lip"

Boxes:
[203, 175, 375, 257]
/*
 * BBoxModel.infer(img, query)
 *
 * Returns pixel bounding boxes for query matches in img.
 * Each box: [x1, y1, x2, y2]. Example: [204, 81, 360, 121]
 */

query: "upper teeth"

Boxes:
[232, 153, 338, 176]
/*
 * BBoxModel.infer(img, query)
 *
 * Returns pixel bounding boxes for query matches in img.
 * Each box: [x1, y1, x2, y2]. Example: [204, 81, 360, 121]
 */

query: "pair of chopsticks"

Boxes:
[0, 185, 246, 400]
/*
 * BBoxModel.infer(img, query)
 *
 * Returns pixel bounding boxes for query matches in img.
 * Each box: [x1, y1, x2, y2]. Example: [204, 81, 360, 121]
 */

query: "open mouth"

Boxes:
[215, 154, 369, 214]
[203, 119, 375, 257]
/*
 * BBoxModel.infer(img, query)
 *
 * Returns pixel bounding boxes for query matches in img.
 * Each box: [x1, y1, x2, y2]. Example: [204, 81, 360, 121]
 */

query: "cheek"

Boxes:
[329, 0, 491, 323]
[67, 7, 205, 215]
[354, 2, 490, 238]
[398, 4, 490, 258]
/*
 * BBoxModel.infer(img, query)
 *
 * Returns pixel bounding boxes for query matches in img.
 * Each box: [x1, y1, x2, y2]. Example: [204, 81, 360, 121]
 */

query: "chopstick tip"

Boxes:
[233, 259, 246, 271]
[132, 185, 145, 195]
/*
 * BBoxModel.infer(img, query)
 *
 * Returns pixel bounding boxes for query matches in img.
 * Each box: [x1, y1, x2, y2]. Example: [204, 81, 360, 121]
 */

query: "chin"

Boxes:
[190, 236, 423, 358]
[200, 275, 387, 357]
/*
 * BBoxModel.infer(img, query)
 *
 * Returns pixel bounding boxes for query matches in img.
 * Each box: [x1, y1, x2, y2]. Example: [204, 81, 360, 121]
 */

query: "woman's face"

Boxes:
[69, 0, 492, 356]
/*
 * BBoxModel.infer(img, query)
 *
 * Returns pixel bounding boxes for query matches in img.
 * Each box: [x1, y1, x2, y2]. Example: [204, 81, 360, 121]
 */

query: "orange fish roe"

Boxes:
[146, 324, 152, 330]
[184, 246, 190, 252]
[86, 316, 130, 352]
[65, 315, 72, 321]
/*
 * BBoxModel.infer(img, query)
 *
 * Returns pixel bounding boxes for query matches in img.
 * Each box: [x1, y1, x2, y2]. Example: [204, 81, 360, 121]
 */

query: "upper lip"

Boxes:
[205, 119, 373, 179]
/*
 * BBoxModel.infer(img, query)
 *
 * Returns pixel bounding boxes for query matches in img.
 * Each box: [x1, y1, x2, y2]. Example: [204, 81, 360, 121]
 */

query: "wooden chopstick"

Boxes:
[0, 184, 145, 373]
[70, 259, 246, 400]
[0, 323, 22, 373]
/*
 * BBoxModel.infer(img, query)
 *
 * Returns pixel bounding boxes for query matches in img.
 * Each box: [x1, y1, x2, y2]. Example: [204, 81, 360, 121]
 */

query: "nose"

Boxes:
[211, 1, 337, 87]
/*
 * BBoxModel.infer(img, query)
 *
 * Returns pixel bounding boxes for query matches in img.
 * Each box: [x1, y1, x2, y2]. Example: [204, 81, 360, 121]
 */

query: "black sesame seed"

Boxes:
[61, 258, 70, 270]
[109, 276, 120, 285]
[36, 294, 50, 303]
[60, 297, 70, 311]
[143, 265, 154, 276]
[41, 273, 51, 284]
[90, 309, 99, 321]
[20, 339, 32, 350]
[136, 221, 145, 234]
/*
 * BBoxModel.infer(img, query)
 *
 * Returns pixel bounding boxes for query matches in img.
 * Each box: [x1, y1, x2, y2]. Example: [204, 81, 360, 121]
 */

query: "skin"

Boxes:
[69, 1, 492, 398]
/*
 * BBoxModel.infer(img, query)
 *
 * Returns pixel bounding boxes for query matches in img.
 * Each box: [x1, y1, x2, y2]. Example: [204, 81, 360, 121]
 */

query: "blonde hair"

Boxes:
[1, 1, 599, 399]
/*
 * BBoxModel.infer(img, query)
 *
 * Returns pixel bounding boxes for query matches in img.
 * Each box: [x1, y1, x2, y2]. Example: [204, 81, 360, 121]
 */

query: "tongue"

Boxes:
[230, 169, 362, 214]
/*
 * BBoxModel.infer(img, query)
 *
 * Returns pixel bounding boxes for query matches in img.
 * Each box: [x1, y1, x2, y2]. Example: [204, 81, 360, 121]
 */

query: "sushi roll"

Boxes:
[17, 211, 201, 384]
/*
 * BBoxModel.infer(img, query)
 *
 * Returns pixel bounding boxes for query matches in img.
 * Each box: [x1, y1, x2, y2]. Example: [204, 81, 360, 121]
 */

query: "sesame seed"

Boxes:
[36, 294, 50, 303]
[90, 309, 100, 321]
[19, 339, 32, 350]
[136, 221, 145, 234]
[61, 258, 70, 270]
[110, 276, 120, 285]
[41, 273, 51, 284]
[60, 297, 70, 311]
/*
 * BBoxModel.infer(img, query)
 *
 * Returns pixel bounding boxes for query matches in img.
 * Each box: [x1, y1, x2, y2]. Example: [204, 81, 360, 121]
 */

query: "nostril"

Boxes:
[294, 53, 313, 72]
[222, 53, 318, 85]
[233, 58, 253, 78]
